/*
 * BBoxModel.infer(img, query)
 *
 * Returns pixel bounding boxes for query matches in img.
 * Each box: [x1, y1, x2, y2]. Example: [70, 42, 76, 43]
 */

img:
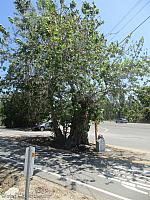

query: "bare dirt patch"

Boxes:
[15, 176, 96, 200]
[0, 164, 21, 194]
[0, 165, 97, 200]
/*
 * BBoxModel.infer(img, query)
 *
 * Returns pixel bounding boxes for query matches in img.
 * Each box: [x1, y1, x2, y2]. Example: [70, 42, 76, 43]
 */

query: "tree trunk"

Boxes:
[48, 90, 65, 145]
[67, 105, 90, 148]
[51, 111, 65, 145]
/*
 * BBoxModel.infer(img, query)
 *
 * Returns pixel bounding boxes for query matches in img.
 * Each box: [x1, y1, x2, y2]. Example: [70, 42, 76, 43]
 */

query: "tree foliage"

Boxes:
[0, 0, 149, 147]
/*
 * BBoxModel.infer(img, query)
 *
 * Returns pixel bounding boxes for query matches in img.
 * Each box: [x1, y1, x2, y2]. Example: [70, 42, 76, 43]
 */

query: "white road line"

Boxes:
[126, 175, 133, 179]
[38, 169, 133, 200]
[0, 156, 148, 200]
[135, 174, 150, 181]
[48, 172, 132, 200]
[129, 180, 150, 188]
[122, 183, 148, 195]
[137, 184, 150, 191]
[136, 177, 150, 184]
[67, 177, 133, 200]
[98, 173, 150, 192]
[98, 174, 128, 182]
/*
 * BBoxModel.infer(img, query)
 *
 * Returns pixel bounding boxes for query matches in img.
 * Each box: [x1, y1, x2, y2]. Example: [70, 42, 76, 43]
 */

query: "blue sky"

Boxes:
[0, 0, 150, 49]
[0, 0, 150, 78]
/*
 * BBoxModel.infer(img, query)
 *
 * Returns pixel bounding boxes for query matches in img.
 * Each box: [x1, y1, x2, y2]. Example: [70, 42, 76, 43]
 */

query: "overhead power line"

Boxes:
[109, 0, 150, 42]
[107, 0, 142, 36]
[113, 0, 150, 37]
[119, 15, 150, 44]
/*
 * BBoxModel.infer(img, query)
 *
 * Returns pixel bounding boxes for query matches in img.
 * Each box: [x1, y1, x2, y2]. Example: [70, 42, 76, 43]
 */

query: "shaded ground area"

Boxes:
[0, 135, 150, 200]
[19, 136, 150, 165]
[0, 136, 150, 177]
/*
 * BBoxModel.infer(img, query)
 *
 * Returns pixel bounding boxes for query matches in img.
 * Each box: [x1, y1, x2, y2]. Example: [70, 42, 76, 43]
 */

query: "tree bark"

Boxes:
[51, 110, 65, 144]
[48, 88, 65, 145]
[67, 101, 90, 147]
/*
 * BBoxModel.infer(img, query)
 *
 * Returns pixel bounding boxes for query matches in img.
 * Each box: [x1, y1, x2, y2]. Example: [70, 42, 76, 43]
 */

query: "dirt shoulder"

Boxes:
[0, 164, 21, 194]
[106, 144, 150, 165]
[14, 176, 96, 200]
[0, 164, 97, 200]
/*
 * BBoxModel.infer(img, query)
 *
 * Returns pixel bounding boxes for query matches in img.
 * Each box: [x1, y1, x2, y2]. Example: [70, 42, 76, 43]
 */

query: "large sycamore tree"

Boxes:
[0, 0, 149, 147]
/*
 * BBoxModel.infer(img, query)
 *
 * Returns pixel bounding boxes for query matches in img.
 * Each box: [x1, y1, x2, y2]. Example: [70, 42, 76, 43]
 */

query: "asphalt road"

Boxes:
[0, 137, 150, 200]
[0, 121, 150, 152]
[89, 122, 150, 153]
[0, 126, 150, 200]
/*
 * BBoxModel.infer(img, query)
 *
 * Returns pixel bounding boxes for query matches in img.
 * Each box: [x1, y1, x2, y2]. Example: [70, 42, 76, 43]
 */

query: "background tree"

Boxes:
[123, 95, 143, 122]
[136, 86, 150, 122]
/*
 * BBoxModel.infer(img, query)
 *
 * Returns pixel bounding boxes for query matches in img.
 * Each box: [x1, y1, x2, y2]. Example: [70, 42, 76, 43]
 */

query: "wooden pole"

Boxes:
[95, 121, 98, 143]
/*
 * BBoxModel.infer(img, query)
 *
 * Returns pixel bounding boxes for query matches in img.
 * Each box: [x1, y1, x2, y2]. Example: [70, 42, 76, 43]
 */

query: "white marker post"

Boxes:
[24, 146, 35, 200]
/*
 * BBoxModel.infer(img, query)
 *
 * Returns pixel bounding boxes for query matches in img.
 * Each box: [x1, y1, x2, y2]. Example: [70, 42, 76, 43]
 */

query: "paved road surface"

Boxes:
[1, 122, 150, 152]
[89, 122, 150, 152]
[0, 125, 150, 200]
[0, 137, 150, 200]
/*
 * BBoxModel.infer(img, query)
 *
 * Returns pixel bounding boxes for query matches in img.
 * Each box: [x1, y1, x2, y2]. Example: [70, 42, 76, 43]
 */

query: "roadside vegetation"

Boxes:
[0, 0, 149, 148]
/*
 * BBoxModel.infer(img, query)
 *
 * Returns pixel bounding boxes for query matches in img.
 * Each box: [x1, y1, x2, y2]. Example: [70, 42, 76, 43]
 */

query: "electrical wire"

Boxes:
[116, 0, 150, 35]
[119, 15, 150, 44]
[109, 0, 150, 41]
[107, 0, 141, 36]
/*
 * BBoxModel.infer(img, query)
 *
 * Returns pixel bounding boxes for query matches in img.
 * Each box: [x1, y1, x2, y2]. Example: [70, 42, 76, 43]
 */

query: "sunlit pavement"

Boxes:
[89, 121, 150, 153]
[0, 133, 150, 200]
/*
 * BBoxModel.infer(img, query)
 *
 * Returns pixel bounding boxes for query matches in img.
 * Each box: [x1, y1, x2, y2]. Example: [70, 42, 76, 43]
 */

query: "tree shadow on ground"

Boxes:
[0, 136, 149, 192]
